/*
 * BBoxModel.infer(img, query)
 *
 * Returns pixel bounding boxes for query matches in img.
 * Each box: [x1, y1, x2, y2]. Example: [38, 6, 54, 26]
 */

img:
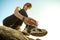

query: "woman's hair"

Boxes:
[23, 3, 32, 8]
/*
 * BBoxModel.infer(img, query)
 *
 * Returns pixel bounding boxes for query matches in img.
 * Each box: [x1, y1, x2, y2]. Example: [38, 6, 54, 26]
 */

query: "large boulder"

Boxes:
[0, 26, 34, 40]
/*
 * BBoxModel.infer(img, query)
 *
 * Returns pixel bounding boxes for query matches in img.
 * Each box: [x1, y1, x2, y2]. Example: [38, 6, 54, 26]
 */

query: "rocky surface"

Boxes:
[0, 26, 34, 40]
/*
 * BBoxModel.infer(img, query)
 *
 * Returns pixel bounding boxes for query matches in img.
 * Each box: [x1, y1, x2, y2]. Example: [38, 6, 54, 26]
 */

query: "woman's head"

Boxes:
[23, 3, 32, 11]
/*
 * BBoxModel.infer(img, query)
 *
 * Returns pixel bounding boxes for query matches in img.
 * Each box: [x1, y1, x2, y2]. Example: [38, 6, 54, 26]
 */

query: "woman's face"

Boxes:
[24, 6, 32, 12]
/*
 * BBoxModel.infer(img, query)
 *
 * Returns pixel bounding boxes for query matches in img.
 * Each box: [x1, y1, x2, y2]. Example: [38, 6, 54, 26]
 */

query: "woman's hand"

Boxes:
[23, 17, 38, 26]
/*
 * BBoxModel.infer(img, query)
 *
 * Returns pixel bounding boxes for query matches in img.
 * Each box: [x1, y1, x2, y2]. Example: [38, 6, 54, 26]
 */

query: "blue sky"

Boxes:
[0, 0, 60, 40]
[0, 0, 60, 25]
[0, 0, 43, 25]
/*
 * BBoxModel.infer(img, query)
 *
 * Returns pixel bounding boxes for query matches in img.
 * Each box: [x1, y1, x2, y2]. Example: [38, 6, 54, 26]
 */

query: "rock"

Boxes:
[0, 26, 32, 40]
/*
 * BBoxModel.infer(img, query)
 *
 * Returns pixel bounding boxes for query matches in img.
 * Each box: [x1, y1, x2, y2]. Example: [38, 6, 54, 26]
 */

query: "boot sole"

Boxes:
[30, 29, 48, 37]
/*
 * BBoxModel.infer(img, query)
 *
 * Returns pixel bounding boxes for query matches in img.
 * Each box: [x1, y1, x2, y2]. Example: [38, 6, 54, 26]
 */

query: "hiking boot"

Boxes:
[22, 25, 48, 37]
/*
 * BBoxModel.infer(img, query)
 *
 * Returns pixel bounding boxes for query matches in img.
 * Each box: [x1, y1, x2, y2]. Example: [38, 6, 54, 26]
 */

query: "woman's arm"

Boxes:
[13, 7, 38, 26]
[14, 7, 24, 20]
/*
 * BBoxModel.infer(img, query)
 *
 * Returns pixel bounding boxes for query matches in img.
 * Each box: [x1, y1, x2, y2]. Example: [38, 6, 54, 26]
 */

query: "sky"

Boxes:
[0, 0, 60, 40]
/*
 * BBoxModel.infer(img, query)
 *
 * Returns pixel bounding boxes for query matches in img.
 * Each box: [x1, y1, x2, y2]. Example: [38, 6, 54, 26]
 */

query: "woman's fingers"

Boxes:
[24, 17, 38, 26]
[28, 18, 38, 26]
